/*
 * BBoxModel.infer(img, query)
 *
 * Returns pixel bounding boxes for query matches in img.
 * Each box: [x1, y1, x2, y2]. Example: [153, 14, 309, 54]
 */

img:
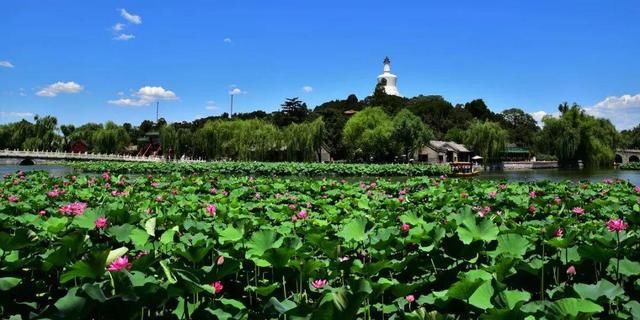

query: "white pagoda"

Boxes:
[376, 56, 401, 96]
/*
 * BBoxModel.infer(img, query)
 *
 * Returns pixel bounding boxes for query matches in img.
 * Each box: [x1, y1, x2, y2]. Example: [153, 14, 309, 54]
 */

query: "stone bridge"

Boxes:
[615, 149, 640, 165]
[0, 149, 169, 165]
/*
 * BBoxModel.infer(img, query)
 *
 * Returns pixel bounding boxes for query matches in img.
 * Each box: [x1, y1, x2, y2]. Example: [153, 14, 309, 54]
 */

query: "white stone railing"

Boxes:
[0, 149, 205, 163]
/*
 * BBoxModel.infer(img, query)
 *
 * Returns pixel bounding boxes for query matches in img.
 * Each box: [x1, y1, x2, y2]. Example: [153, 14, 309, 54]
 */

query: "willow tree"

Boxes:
[283, 117, 325, 162]
[92, 122, 130, 154]
[537, 103, 617, 166]
[392, 109, 433, 160]
[160, 125, 178, 158]
[342, 107, 394, 161]
[464, 120, 508, 166]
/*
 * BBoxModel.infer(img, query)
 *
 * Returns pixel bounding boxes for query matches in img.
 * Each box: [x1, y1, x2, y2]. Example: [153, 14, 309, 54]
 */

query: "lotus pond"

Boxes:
[1, 170, 640, 319]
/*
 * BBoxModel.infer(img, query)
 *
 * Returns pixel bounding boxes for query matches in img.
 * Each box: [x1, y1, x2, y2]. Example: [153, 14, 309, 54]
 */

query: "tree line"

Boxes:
[0, 91, 635, 166]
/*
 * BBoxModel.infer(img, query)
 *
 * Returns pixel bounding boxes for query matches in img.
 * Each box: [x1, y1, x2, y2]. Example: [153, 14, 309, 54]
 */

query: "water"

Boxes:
[1, 165, 639, 186]
[477, 168, 640, 186]
[0, 164, 74, 177]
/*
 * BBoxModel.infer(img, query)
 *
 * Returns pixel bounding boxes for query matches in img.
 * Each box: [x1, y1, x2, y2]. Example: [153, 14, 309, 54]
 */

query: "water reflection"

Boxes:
[477, 168, 640, 186]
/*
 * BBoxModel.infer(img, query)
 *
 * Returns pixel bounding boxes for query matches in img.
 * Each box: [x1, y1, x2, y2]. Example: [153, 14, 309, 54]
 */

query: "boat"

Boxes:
[450, 162, 479, 177]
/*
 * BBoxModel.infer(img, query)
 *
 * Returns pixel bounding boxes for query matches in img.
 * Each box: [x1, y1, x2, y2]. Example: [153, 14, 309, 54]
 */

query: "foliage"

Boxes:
[499, 108, 540, 149]
[66, 160, 451, 176]
[342, 107, 394, 161]
[537, 103, 618, 166]
[391, 109, 433, 159]
[92, 122, 130, 154]
[464, 121, 509, 164]
[620, 162, 640, 170]
[1, 170, 639, 319]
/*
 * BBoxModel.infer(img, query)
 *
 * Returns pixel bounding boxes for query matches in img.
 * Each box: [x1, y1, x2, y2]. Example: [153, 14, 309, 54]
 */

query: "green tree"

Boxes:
[343, 107, 394, 161]
[273, 97, 310, 126]
[391, 109, 433, 160]
[92, 122, 130, 154]
[499, 108, 539, 149]
[536, 103, 618, 167]
[464, 121, 509, 166]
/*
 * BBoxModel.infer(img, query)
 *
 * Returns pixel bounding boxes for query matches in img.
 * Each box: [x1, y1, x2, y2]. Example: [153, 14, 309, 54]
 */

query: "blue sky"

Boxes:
[1, 0, 639, 129]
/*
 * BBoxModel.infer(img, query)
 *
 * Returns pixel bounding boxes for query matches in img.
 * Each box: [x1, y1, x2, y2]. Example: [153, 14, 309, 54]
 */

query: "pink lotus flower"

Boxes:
[289, 204, 296, 210]
[488, 191, 497, 198]
[297, 210, 308, 219]
[95, 217, 108, 229]
[216, 256, 225, 265]
[311, 279, 327, 289]
[291, 215, 298, 222]
[47, 189, 59, 198]
[528, 204, 537, 213]
[255, 192, 261, 199]
[71, 176, 76, 182]
[151, 182, 160, 188]
[209, 187, 217, 194]
[398, 195, 405, 203]
[38, 210, 46, 216]
[566, 265, 576, 276]
[155, 196, 163, 202]
[555, 227, 564, 238]
[529, 191, 536, 198]
[572, 207, 584, 216]
[554, 197, 561, 205]
[211, 281, 224, 294]
[275, 193, 281, 199]
[59, 202, 87, 216]
[12, 179, 19, 185]
[499, 183, 507, 190]
[405, 294, 415, 303]
[7, 195, 18, 202]
[107, 256, 131, 272]
[634, 186, 640, 193]
[607, 218, 628, 232]
[111, 190, 120, 197]
[401, 223, 410, 233]
[206, 204, 217, 216]
[102, 172, 110, 180]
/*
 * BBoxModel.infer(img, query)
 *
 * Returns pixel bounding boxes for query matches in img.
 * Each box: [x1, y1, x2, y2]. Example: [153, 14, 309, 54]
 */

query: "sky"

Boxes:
[1, 0, 640, 129]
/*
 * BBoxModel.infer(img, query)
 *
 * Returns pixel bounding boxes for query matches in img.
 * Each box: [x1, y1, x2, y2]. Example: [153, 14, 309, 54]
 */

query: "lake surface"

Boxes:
[0, 164, 639, 186]
[477, 168, 640, 186]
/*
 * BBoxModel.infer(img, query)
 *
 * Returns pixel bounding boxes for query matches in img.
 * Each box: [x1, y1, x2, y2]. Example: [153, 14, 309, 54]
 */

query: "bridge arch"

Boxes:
[615, 154, 623, 164]
[630, 155, 640, 163]
[18, 158, 35, 166]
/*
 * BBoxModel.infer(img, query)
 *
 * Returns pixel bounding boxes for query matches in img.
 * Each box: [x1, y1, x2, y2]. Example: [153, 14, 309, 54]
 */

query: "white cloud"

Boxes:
[0, 111, 34, 118]
[223, 37, 232, 43]
[586, 94, 640, 130]
[112, 23, 125, 32]
[205, 100, 217, 110]
[19, 88, 26, 96]
[0, 60, 14, 68]
[109, 85, 178, 107]
[36, 81, 83, 97]
[303, 85, 313, 93]
[229, 87, 246, 95]
[113, 34, 135, 41]
[120, 9, 142, 24]
[530, 111, 548, 124]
